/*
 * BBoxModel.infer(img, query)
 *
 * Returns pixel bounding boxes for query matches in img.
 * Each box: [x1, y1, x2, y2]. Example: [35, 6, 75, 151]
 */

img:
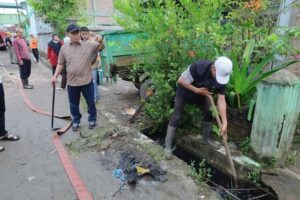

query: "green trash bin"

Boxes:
[99, 30, 146, 84]
[250, 70, 300, 166]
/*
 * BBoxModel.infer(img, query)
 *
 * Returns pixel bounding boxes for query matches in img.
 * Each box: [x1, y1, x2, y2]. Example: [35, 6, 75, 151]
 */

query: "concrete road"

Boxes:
[0, 52, 75, 200]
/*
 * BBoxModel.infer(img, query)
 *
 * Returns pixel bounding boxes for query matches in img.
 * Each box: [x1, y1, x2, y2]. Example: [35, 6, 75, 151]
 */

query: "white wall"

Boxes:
[28, 5, 54, 54]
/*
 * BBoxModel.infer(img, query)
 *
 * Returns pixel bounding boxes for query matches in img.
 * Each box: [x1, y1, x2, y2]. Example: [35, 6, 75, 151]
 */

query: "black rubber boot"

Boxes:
[23, 79, 33, 89]
[202, 121, 221, 150]
[164, 125, 176, 159]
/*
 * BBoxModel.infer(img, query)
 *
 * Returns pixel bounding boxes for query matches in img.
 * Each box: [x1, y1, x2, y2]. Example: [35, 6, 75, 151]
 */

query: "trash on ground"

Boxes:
[133, 133, 153, 144]
[125, 107, 136, 116]
[28, 176, 36, 182]
[112, 150, 168, 185]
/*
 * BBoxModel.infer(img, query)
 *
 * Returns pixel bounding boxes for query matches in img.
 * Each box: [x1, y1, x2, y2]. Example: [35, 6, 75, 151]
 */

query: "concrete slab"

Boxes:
[262, 168, 300, 200]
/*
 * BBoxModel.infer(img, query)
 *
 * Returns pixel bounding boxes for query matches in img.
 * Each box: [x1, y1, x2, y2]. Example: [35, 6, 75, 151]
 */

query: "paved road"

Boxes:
[0, 52, 75, 200]
[0, 51, 221, 200]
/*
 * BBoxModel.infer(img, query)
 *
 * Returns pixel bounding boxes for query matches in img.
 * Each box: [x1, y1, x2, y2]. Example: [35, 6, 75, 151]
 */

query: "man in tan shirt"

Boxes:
[51, 24, 101, 131]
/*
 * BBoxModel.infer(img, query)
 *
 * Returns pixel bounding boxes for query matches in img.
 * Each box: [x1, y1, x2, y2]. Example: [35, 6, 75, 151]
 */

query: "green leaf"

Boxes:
[244, 54, 275, 87]
[242, 39, 255, 67]
[243, 60, 299, 94]
[247, 99, 256, 121]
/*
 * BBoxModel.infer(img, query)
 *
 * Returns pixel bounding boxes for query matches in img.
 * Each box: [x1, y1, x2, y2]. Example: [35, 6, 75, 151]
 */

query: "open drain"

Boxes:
[141, 128, 278, 200]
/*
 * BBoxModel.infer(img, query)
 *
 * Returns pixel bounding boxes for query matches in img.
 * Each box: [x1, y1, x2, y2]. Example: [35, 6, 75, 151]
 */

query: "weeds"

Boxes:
[261, 157, 276, 169]
[189, 159, 212, 185]
[247, 168, 261, 187]
[240, 137, 251, 156]
[66, 142, 81, 156]
[286, 151, 298, 167]
[212, 125, 221, 138]
[293, 135, 300, 148]
[140, 142, 167, 161]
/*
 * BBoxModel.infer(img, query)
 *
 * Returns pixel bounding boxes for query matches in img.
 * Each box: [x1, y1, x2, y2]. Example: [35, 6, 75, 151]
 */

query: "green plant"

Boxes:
[247, 168, 261, 187]
[115, 0, 299, 127]
[114, 0, 221, 125]
[286, 151, 298, 167]
[261, 156, 276, 169]
[140, 142, 167, 161]
[189, 159, 212, 185]
[212, 125, 221, 138]
[293, 135, 300, 147]
[228, 39, 298, 108]
[28, 0, 87, 36]
[240, 137, 251, 155]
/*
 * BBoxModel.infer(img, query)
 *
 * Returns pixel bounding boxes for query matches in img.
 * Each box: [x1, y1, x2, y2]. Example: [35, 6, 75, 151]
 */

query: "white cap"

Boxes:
[215, 57, 233, 84]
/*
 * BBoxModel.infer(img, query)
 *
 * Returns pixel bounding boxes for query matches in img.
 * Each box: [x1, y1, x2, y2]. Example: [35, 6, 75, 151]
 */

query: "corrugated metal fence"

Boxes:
[37, 32, 53, 56]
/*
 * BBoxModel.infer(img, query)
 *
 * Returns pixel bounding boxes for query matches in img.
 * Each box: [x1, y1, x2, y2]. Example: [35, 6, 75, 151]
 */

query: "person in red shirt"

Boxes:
[47, 34, 66, 89]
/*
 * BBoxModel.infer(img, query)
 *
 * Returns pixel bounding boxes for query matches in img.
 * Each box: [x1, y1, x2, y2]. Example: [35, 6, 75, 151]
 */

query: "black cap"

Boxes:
[66, 24, 80, 33]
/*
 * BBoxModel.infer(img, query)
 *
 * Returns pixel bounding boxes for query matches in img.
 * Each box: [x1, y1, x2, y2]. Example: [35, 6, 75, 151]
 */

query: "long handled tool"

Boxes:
[51, 85, 60, 131]
[208, 96, 238, 188]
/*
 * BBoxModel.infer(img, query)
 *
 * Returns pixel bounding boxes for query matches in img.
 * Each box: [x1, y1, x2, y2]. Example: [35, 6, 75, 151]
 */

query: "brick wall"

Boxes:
[86, 0, 115, 26]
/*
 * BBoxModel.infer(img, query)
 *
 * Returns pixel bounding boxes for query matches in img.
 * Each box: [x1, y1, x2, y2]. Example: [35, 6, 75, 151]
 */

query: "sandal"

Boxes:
[0, 146, 4, 152]
[0, 134, 20, 141]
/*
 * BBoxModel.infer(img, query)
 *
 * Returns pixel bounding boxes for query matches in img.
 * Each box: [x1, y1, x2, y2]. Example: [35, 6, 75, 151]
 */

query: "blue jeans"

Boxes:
[67, 81, 97, 124]
[92, 69, 100, 101]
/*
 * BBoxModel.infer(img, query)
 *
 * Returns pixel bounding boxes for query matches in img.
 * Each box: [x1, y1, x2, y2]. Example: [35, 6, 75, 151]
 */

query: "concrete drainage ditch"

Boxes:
[140, 128, 278, 200]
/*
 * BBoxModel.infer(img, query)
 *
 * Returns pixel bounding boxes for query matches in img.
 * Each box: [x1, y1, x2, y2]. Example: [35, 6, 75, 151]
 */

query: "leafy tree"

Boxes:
[114, 0, 226, 126]
[28, 0, 87, 36]
[114, 0, 299, 128]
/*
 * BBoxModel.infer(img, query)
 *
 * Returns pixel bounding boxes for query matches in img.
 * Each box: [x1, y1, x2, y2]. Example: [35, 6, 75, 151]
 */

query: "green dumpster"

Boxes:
[250, 70, 300, 165]
[100, 30, 146, 85]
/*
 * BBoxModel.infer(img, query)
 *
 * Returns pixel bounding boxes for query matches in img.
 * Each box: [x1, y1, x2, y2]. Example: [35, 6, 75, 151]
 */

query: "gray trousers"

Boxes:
[8, 47, 17, 64]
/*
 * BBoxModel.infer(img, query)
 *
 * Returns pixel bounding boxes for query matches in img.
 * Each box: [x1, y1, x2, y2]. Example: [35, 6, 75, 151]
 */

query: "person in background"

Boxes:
[80, 27, 101, 102]
[0, 34, 5, 51]
[47, 33, 66, 89]
[90, 33, 101, 103]
[30, 34, 39, 63]
[5, 33, 17, 64]
[51, 24, 103, 131]
[13, 28, 33, 89]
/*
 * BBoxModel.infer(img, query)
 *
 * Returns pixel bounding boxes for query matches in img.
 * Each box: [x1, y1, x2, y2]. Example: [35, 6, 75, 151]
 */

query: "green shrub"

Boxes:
[114, 0, 299, 128]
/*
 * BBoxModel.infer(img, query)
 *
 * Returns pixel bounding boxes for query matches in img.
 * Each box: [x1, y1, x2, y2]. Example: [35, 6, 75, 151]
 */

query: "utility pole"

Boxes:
[15, 0, 21, 26]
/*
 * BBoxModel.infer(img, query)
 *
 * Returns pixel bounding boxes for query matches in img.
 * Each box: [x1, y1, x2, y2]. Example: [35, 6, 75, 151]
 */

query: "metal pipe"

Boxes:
[15, 0, 21, 26]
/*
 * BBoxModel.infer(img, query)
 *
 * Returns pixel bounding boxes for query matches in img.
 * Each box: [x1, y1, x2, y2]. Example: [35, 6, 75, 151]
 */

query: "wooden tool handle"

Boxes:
[207, 96, 238, 187]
